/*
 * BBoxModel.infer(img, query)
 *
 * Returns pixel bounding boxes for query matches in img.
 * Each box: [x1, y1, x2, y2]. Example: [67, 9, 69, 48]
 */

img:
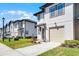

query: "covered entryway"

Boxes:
[37, 23, 46, 42]
[49, 26, 64, 43]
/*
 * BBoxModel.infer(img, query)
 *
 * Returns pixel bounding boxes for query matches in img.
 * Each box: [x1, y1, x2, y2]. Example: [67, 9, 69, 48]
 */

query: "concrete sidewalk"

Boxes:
[0, 42, 61, 56]
[0, 43, 23, 56]
[16, 42, 61, 56]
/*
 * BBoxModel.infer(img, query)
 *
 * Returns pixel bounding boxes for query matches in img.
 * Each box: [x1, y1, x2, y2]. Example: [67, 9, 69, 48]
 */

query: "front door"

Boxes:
[42, 28, 46, 42]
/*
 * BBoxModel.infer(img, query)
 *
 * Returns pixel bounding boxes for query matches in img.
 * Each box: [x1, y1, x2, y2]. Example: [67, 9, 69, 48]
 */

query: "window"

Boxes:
[49, 6, 56, 12]
[18, 22, 23, 28]
[49, 5, 57, 17]
[25, 31, 29, 34]
[50, 12, 55, 17]
[41, 13, 44, 19]
[58, 9, 64, 16]
[38, 27, 41, 34]
[57, 3, 65, 10]
[49, 3, 65, 18]
[14, 22, 18, 28]
[38, 13, 44, 20]
[38, 15, 40, 20]
[57, 3, 65, 16]
[35, 26, 37, 28]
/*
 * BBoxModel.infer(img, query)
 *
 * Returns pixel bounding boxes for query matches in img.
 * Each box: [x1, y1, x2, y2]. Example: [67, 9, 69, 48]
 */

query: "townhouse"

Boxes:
[5, 19, 37, 38]
[34, 3, 79, 43]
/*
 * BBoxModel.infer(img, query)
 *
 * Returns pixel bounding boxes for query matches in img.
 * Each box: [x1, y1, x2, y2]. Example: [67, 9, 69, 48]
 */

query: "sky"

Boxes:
[0, 3, 44, 28]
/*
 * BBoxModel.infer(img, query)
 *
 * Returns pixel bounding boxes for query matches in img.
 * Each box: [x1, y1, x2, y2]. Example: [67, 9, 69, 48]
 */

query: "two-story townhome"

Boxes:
[5, 19, 37, 38]
[34, 3, 79, 43]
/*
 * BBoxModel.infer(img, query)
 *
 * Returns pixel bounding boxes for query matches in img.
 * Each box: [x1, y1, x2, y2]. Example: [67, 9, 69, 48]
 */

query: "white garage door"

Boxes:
[49, 26, 64, 43]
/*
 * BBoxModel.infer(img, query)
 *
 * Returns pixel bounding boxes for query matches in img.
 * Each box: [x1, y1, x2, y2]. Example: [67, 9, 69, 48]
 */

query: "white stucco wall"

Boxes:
[37, 3, 75, 41]
[24, 22, 37, 37]
[10, 23, 18, 37]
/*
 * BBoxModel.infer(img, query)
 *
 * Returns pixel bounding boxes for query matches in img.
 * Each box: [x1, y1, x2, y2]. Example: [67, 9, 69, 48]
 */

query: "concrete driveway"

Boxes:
[15, 42, 61, 56]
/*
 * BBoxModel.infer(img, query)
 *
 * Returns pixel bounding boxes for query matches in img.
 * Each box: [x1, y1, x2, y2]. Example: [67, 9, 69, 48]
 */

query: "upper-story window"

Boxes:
[49, 5, 57, 17]
[18, 22, 23, 28]
[14, 22, 18, 28]
[49, 3, 65, 18]
[38, 13, 44, 20]
[49, 5, 56, 12]
[57, 3, 65, 16]
[57, 3, 65, 10]
[41, 13, 44, 19]
[38, 15, 40, 20]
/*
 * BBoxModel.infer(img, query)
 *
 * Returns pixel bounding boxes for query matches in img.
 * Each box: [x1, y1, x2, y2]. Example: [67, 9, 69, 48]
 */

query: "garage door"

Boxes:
[49, 26, 64, 43]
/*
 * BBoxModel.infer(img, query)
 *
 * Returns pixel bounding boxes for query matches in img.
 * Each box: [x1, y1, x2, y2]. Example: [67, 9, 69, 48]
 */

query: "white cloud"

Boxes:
[20, 13, 31, 19]
[7, 11, 16, 15]
[0, 10, 35, 19]
[17, 10, 26, 15]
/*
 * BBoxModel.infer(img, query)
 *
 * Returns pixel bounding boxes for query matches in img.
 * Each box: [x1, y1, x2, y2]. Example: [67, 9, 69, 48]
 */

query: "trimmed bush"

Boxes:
[62, 40, 79, 48]
[25, 36, 32, 39]
[17, 36, 23, 39]
[65, 40, 79, 45]
[14, 36, 20, 41]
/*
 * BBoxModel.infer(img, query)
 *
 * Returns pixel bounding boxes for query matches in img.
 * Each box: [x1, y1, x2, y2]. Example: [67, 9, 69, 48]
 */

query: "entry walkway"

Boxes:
[0, 43, 22, 56]
[16, 42, 61, 56]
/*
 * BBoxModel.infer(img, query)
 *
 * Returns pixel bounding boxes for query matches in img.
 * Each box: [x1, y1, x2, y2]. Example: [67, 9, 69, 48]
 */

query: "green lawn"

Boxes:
[0, 38, 35, 49]
[39, 47, 79, 56]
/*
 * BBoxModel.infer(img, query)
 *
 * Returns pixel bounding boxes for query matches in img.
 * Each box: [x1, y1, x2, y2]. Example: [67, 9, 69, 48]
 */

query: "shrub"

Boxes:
[65, 40, 78, 45]
[25, 36, 32, 39]
[18, 36, 23, 39]
[64, 40, 79, 48]
[14, 36, 20, 41]
[4, 37, 9, 39]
